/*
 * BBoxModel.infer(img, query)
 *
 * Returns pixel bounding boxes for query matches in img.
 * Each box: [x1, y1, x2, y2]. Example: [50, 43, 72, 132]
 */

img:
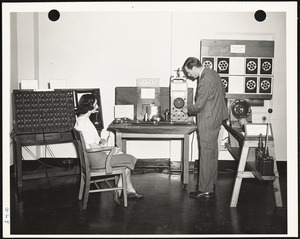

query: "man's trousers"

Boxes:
[197, 127, 221, 193]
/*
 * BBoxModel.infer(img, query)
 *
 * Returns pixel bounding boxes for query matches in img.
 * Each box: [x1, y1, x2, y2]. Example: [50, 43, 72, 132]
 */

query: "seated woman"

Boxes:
[74, 93, 143, 205]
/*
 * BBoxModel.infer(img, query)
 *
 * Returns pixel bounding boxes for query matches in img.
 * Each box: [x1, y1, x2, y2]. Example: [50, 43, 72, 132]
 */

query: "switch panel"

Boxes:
[13, 90, 76, 134]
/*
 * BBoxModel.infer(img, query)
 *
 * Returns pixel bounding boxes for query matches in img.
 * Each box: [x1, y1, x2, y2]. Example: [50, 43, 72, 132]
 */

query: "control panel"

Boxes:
[170, 77, 189, 122]
[12, 88, 104, 135]
[13, 90, 76, 134]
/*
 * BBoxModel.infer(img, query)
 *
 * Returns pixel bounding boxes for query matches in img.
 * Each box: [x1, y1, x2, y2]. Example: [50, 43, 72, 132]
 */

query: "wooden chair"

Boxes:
[73, 128, 128, 209]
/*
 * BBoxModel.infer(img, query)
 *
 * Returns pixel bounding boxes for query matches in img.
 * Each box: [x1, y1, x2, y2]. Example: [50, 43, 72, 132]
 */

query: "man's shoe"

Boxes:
[189, 190, 215, 199]
[195, 185, 216, 191]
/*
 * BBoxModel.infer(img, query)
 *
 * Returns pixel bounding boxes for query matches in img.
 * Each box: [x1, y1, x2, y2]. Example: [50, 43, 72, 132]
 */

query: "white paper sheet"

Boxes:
[141, 88, 155, 99]
[114, 105, 134, 119]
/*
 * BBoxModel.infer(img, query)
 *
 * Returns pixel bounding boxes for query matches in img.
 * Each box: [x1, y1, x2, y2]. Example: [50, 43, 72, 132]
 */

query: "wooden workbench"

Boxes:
[108, 121, 197, 185]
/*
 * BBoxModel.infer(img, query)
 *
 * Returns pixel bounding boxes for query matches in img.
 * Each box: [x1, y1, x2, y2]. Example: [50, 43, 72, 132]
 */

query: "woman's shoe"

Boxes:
[112, 190, 121, 206]
[127, 191, 144, 199]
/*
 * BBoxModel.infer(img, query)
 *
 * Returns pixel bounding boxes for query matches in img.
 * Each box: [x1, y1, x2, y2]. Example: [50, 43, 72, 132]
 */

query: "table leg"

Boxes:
[268, 145, 283, 207]
[273, 174, 283, 207]
[14, 139, 23, 192]
[122, 139, 127, 153]
[183, 134, 189, 185]
[116, 132, 122, 149]
[273, 159, 283, 207]
[116, 132, 127, 153]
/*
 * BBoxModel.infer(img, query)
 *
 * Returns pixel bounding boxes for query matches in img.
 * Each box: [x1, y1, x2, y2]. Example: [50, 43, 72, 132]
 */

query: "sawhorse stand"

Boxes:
[224, 123, 283, 207]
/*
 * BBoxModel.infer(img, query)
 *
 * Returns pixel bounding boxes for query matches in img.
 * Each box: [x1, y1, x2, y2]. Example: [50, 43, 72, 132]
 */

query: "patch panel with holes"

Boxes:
[12, 90, 76, 134]
[200, 39, 274, 99]
[12, 88, 104, 135]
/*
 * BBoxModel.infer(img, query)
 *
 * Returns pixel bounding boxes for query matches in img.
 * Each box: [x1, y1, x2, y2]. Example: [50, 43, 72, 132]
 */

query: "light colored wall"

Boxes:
[10, 10, 287, 164]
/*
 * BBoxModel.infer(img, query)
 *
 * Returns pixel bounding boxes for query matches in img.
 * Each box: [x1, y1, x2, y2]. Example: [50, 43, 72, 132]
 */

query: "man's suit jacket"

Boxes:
[188, 68, 228, 133]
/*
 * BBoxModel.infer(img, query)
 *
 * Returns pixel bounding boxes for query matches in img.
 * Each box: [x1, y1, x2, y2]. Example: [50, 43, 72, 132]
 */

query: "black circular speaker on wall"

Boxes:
[174, 98, 185, 109]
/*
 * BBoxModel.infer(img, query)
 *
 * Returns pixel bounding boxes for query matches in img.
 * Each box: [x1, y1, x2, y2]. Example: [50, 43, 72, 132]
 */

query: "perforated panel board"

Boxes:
[13, 90, 76, 134]
[12, 88, 104, 134]
[200, 39, 274, 99]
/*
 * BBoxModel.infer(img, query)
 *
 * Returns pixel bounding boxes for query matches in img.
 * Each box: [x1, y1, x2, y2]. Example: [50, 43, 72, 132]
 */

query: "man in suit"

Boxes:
[182, 57, 228, 198]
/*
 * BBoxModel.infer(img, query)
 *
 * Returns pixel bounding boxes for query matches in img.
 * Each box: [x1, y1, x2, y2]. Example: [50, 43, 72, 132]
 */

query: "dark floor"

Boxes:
[9, 160, 287, 236]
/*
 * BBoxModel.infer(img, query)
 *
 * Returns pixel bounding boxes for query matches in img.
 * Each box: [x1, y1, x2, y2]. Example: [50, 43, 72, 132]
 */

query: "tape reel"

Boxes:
[260, 79, 271, 90]
[203, 60, 213, 69]
[246, 61, 257, 71]
[246, 79, 256, 90]
[230, 99, 251, 119]
[218, 60, 229, 71]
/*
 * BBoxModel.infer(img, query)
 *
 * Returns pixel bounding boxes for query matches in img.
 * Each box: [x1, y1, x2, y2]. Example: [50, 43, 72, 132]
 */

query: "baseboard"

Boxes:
[10, 158, 287, 176]
[135, 158, 170, 168]
[10, 158, 79, 180]
[134, 159, 287, 174]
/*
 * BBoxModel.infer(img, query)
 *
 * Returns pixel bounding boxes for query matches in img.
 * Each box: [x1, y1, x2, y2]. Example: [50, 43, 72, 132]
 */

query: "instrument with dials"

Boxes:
[170, 69, 189, 122]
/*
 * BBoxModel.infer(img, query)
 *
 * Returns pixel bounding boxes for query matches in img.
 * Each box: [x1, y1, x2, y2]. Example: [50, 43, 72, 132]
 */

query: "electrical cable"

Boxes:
[42, 128, 59, 191]
[190, 131, 195, 162]
[218, 168, 235, 174]
[23, 146, 59, 168]
[42, 127, 79, 191]
[23, 146, 38, 160]
[70, 162, 78, 185]
[24, 143, 79, 190]
[164, 125, 196, 176]
[46, 145, 55, 158]
[55, 163, 78, 190]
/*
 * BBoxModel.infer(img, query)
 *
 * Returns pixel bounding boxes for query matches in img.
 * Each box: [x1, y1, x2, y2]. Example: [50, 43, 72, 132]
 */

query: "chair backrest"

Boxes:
[73, 128, 91, 175]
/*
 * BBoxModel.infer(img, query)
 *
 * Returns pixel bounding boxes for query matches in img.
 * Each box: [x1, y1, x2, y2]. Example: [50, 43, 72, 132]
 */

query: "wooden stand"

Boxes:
[223, 123, 283, 207]
[13, 131, 76, 193]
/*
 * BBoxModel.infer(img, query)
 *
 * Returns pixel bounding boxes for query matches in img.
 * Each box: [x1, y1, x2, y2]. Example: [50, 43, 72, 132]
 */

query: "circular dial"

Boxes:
[174, 98, 185, 109]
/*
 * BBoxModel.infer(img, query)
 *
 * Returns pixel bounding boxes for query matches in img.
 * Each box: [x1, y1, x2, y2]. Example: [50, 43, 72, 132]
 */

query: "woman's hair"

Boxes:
[76, 93, 98, 116]
[182, 57, 202, 70]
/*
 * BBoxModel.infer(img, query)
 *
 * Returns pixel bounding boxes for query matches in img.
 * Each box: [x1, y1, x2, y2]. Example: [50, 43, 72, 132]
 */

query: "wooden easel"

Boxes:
[224, 123, 283, 207]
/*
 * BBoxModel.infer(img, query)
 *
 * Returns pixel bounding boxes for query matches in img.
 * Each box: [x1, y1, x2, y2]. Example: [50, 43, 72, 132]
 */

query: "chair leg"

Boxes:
[122, 171, 128, 207]
[78, 174, 84, 200]
[82, 178, 91, 210]
[115, 175, 118, 186]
